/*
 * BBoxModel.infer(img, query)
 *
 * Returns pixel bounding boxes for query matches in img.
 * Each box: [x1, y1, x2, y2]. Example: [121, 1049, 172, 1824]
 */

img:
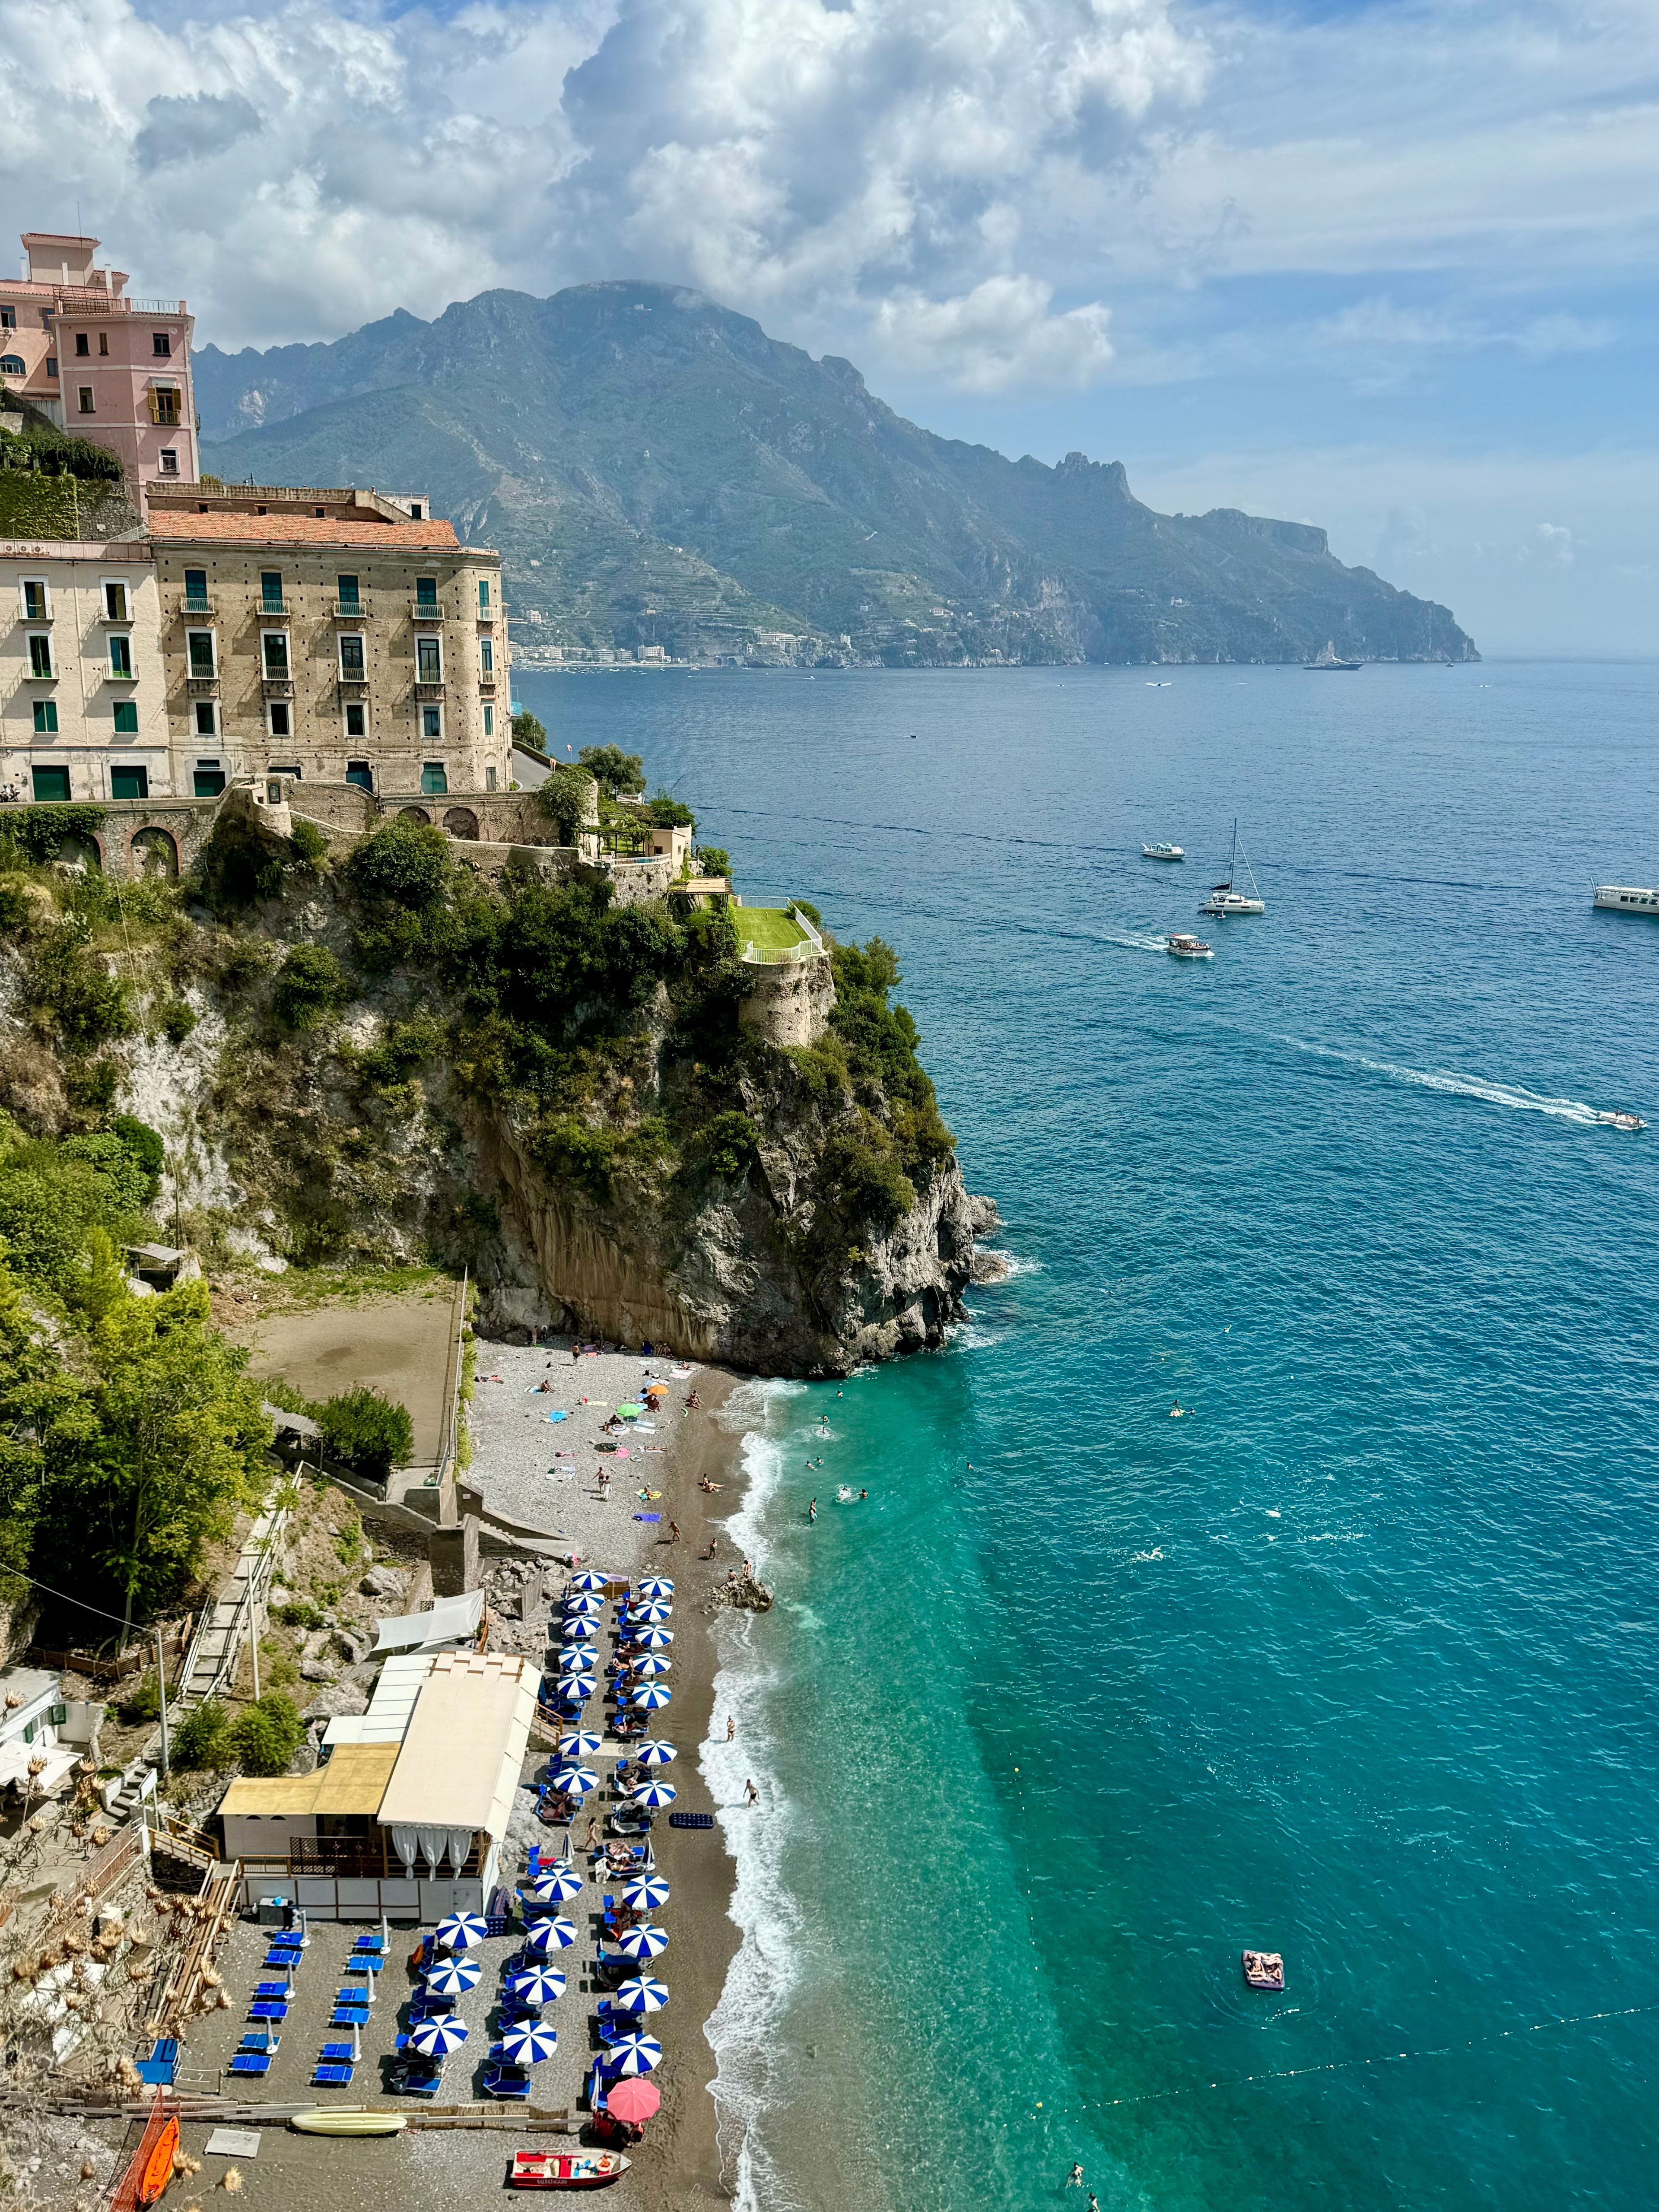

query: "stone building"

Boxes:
[0, 540, 171, 802]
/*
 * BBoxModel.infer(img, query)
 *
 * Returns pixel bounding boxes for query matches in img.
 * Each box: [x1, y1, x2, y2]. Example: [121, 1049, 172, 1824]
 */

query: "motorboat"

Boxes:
[1595, 1112, 1646, 1131]
[1592, 884, 1659, 914]
[1242, 1951, 1285, 1991]
[1142, 842, 1185, 861]
[1199, 819, 1266, 918]
[510, 2151, 631, 2189]
[1166, 934, 1213, 959]
[1304, 641, 1361, 670]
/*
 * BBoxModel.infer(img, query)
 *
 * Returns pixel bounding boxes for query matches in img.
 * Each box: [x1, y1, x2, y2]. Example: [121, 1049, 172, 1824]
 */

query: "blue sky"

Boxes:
[3, 0, 1656, 653]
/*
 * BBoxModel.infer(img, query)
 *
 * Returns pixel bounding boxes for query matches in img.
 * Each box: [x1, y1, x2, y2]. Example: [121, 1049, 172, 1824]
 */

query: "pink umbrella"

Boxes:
[604, 2076, 661, 2125]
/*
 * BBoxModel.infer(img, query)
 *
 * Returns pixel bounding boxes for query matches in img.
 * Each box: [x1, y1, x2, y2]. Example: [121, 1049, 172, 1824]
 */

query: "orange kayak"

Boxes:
[137, 2117, 179, 2206]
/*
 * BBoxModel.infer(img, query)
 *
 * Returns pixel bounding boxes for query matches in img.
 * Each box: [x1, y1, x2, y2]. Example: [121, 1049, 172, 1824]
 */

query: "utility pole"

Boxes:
[155, 1625, 171, 1779]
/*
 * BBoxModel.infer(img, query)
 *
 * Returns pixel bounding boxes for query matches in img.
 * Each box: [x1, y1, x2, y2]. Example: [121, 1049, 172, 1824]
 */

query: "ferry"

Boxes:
[1166, 934, 1213, 959]
[1142, 842, 1185, 861]
[1592, 884, 1659, 914]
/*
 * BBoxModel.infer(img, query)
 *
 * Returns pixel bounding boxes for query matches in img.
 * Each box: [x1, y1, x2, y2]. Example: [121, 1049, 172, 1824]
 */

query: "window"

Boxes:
[22, 1720, 35, 1745]
[77, 385, 95, 413]
[22, 579, 48, 620]
[409, 503, 424, 521]
[420, 761, 448, 795]
[0, 308, 13, 329]
[149, 388, 180, 426]
[48, 1703, 67, 1728]
[0, 355, 24, 376]
[416, 636, 442, 683]
[99, 332, 108, 356]
[44, 356, 57, 378]
[194, 767, 226, 797]
[262, 631, 289, 680]
[32, 766, 70, 802]
[486, 764, 498, 792]
[415, 576, 439, 610]
[183, 568, 209, 610]
[33, 700, 57, 734]
[152, 331, 171, 357]
[186, 629, 216, 678]
[421, 706, 442, 740]
[111, 764, 148, 799]
[104, 581, 128, 621]
[483, 702, 495, 738]
[480, 636, 495, 677]
[194, 701, 216, 736]
[346, 760, 373, 791]
[109, 634, 133, 678]
[112, 701, 139, 735]
[337, 573, 360, 610]
[268, 701, 292, 738]
[159, 449, 178, 475]
[339, 633, 365, 679]
[74, 332, 89, 356]
[28, 634, 53, 679]
[260, 572, 284, 612]
[344, 702, 367, 738]
[478, 578, 490, 612]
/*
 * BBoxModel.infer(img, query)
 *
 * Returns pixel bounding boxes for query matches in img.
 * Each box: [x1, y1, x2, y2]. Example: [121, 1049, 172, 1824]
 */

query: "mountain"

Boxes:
[195, 283, 1478, 667]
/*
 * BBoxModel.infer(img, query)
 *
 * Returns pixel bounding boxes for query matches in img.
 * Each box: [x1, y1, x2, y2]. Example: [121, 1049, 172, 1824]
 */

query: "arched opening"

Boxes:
[397, 805, 431, 825]
[130, 826, 179, 880]
[442, 806, 480, 841]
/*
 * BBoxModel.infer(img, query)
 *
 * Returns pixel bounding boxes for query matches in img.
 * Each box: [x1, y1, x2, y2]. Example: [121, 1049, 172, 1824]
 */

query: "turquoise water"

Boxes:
[520, 662, 1659, 2211]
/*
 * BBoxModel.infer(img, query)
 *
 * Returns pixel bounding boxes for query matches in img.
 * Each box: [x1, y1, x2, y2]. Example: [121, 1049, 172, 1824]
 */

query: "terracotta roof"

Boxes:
[147, 510, 460, 549]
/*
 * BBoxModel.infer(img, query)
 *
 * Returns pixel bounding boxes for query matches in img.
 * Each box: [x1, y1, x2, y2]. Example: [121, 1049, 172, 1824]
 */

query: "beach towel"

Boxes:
[547, 1411, 569, 1422]
[634, 1513, 662, 1522]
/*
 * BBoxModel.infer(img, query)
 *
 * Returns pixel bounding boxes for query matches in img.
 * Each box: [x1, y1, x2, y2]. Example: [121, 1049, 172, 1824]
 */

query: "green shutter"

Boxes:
[113, 701, 139, 735]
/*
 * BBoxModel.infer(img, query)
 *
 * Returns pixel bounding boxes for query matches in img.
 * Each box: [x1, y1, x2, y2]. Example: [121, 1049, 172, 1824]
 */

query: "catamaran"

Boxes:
[1199, 820, 1266, 918]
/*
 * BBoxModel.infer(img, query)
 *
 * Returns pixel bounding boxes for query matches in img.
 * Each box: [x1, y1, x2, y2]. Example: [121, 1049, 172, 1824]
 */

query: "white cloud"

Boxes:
[872, 276, 1112, 390]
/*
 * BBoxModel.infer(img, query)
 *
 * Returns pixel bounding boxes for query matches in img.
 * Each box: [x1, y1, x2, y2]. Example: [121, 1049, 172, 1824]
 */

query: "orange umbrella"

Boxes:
[605, 2077, 661, 2123]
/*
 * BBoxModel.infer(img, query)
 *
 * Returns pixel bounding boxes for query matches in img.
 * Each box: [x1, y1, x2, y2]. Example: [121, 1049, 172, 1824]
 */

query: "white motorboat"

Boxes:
[1143, 842, 1185, 861]
[1594, 1111, 1646, 1131]
[1166, 934, 1213, 959]
[1199, 820, 1266, 917]
[1593, 884, 1659, 914]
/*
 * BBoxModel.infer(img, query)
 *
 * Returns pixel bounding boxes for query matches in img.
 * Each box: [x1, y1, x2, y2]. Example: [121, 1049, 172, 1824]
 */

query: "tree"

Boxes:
[578, 744, 646, 796]
[644, 793, 694, 830]
[230, 1691, 304, 1775]
[534, 767, 598, 845]
[348, 820, 452, 909]
[316, 1386, 414, 1487]
[512, 709, 548, 754]
[696, 847, 731, 877]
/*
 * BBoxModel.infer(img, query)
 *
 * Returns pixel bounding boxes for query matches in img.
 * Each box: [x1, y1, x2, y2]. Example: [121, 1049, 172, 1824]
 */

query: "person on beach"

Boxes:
[726, 1716, 735, 1742]
[667, 1519, 681, 1544]
[702, 1538, 717, 1560]
[745, 1778, 759, 1805]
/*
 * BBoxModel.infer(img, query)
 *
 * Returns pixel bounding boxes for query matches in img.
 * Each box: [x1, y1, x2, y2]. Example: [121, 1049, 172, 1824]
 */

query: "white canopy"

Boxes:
[372, 1589, 486, 1654]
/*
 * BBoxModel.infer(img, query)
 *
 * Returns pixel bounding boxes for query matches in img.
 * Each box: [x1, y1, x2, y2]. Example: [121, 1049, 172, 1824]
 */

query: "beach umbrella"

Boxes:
[629, 1654, 672, 1678]
[523, 1915, 578, 1953]
[506, 1966, 567, 2005]
[601, 2032, 664, 2077]
[561, 1618, 601, 1643]
[635, 1739, 677, 1767]
[621, 1875, 671, 1911]
[569, 1569, 610, 1593]
[424, 1955, 482, 1998]
[615, 1403, 642, 1420]
[604, 2078, 661, 2125]
[637, 1576, 674, 1599]
[499, 2020, 559, 2063]
[435, 1912, 489, 1951]
[550, 1765, 599, 1797]
[528, 1865, 585, 1904]
[612, 1975, 669, 2015]
[614, 1923, 670, 1962]
[558, 1644, 597, 1672]
[629, 1682, 672, 1710]
[628, 1779, 678, 1809]
[564, 1593, 604, 1617]
[410, 2014, 469, 2056]
[631, 1626, 674, 1650]
[557, 1731, 604, 1758]
[556, 1672, 597, 1696]
[630, 1600, 672, 1625]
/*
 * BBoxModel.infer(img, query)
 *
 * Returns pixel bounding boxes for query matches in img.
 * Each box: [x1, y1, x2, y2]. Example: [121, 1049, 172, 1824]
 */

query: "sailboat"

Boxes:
[1199, 821, 1266, 917]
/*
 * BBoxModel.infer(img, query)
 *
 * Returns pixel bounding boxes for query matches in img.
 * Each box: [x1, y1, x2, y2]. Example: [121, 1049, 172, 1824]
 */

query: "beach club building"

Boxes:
[213, 1650, 535, 1921]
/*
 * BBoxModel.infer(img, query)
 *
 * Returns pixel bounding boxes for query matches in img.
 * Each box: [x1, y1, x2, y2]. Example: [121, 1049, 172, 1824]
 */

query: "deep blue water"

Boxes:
[521, 661, 1659, 2212]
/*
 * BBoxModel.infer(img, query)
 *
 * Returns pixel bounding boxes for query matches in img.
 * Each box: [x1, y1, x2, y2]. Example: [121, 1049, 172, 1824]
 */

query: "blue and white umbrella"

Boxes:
[558, 1645, 598, 1673]
[629, 1600, 672, 1625]
[631, 1626, 674, 1651]
[612, 1975, 669, 2015]
[621, 1875, 671, 1911]
[528, 1865, 585, 1903]
[635, 1738, 677, 1767]
[498, 2020, 559, 2063]
[435, 1912, 489, 1951]
[564, 1592, 604, 1616]
[556, 1676, 595, 1702]
[628, 1682, 672, 1710]
[524, 1915, 578, 1953]
[614, 1922, 670, 1962]
[561, 1618, 600, 1643]
[569, 1569, 610, 1592]
[425, 1955, 482, 1998]
[629, 1654, 672, 1678]
[410, 2013, 469, 2056]
[629, 1779, 678, 1808]
[601, 2031, 664, 2077]
[557, 1731, 604, 1758]
[550, 1765, 599, 1798]
[636, 1576, 674, 1599]
[506, 1966, 567, 2005]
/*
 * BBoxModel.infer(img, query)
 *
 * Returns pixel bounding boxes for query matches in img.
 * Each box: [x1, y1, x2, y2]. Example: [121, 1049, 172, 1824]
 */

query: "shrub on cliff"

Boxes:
[316, 1385, 414, 1487]
[23, 923, 133, 1050]
[819, 1129, 915, 1233]
[829, 938, 954, 1180]
[229, 1691, 305, 1776]
[348, 820, 452, 909]
[535, 767, 598, 845]
[272, 943, 350, 1031]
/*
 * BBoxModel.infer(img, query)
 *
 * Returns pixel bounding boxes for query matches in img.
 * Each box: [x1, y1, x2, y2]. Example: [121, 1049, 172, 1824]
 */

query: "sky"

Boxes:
[3, 0, 1657, 654]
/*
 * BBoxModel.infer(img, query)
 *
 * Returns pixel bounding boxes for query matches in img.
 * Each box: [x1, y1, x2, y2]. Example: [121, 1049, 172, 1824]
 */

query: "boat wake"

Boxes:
[1103, 928, 1178, 955]
[1278, 1036, 1615, 1126]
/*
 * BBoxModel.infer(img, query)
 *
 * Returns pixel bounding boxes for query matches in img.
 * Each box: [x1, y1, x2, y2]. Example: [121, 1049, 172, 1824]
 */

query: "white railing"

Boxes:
[740, 906, 827, 966]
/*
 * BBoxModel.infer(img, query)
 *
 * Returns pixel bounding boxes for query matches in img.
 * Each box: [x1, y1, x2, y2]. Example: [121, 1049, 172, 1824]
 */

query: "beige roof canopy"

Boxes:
[375, 1653, 534, 1843]
[218, 1743, 398, 1820]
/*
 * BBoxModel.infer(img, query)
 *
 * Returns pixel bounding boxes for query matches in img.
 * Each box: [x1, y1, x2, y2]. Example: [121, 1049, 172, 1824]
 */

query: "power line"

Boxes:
[3, 1563, 133, 1630]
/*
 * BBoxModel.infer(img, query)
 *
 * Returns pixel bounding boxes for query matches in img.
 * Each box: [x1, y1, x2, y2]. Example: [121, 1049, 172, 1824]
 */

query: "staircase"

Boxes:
[177, 1485, 289, 1704]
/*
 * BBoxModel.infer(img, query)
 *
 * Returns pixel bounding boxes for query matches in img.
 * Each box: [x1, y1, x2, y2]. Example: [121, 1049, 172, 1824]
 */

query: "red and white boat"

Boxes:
[510, 2150, 631, 2190]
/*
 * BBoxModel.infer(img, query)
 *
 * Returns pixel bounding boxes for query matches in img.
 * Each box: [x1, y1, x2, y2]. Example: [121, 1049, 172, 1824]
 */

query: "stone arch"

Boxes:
[397, 805, 431, 825]
[442, 806, 480, 841]
[53, 832, 102, 874]
[130, 826, 179, 879]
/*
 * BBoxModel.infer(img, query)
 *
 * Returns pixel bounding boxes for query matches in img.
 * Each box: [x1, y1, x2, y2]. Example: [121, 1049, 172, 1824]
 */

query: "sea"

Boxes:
[515, 659, 1659, 2212]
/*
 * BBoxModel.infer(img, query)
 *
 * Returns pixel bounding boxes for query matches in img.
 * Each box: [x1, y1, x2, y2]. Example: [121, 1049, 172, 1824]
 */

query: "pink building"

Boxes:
[0, 232, 197, 486]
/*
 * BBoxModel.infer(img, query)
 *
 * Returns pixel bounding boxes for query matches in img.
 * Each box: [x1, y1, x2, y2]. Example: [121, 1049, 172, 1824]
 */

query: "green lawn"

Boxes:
[737, 906, 808, 952]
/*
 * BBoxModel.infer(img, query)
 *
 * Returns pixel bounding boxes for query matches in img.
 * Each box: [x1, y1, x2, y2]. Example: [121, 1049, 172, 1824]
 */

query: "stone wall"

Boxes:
[738, 952, 835, 1046]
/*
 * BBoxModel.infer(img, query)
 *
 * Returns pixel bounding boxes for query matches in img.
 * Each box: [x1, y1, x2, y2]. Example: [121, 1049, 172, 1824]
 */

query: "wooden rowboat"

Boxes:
[289, 2108, 407, 2137]
[509, 2149, 630, 2189]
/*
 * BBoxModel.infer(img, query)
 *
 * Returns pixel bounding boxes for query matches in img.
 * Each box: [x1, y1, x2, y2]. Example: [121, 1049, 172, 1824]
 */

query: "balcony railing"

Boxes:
[338, 679, 371, 700]
[330, 599, 368, 621]
[180, 596, 215, 618]
[414, 681, 445, 702]
[257, 602, 287, 620]
[261, 677, 293, 698]
[410, 601, 444, 622]
[186, 677, 219, 697]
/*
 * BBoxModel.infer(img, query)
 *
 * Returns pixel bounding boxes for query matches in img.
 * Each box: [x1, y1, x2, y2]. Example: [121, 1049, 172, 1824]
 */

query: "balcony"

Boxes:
[414, 681, 446, 702]
[330, 599, 368, 622]
[99, 607, 134, 626]
[179, 596, 215, 619]
[256, 603, 288, 623]
[338, 679, 371, 701]
[107, 667, 139, 685]
[479, 679, 498, 695]
[410, 601, 444, 623]
[186, 676, 219, 698]
[261, 678, 294, 699]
